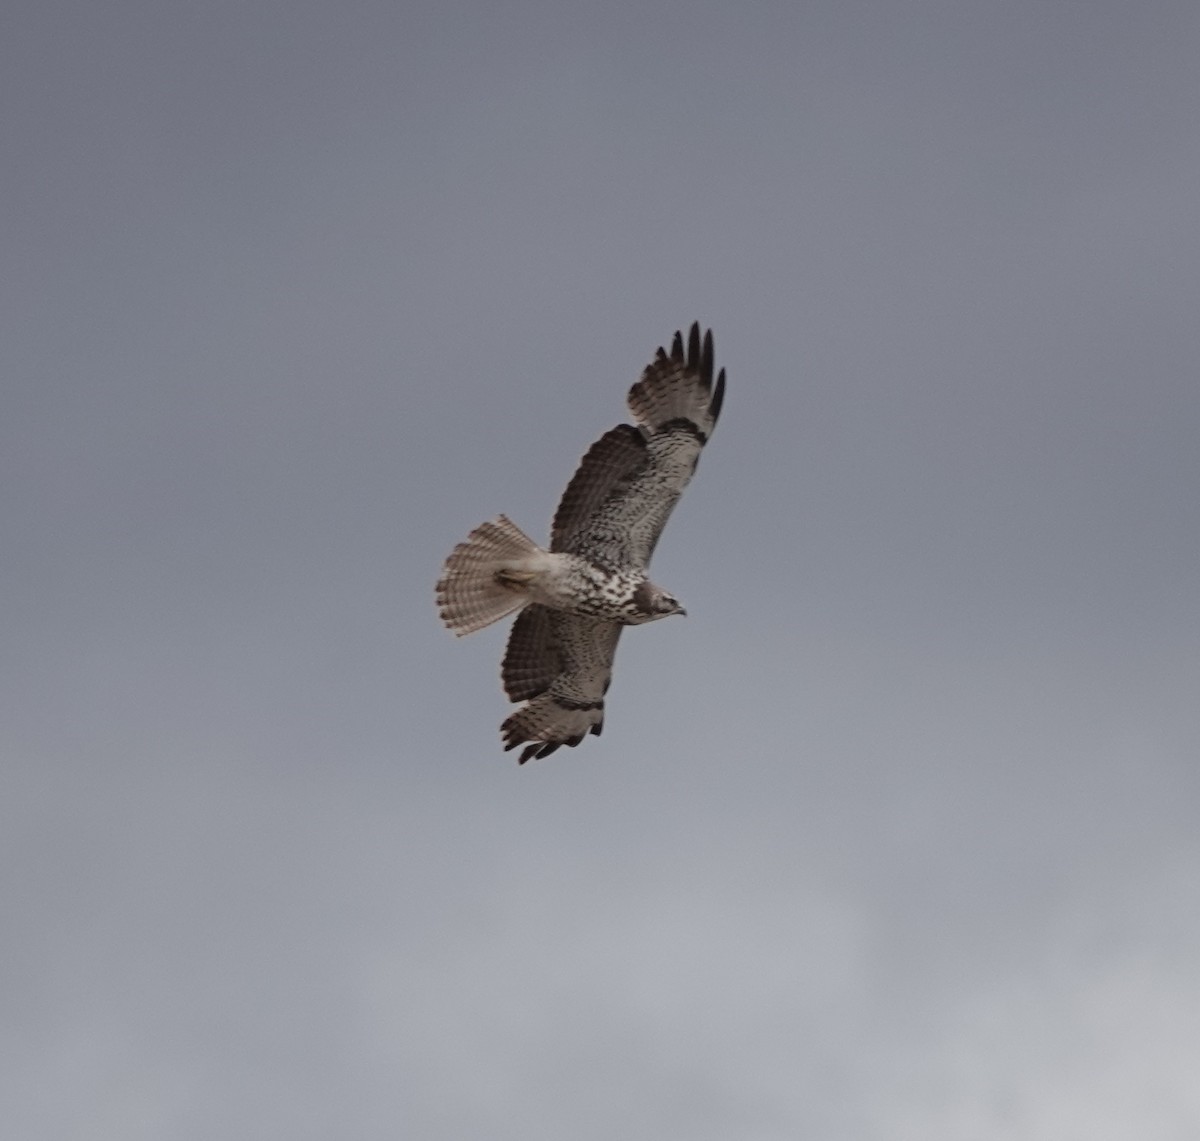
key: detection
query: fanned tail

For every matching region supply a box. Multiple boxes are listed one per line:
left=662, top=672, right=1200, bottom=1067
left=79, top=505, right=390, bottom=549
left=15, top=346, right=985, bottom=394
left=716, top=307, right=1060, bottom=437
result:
left=436, top=516, right=544, bottom=636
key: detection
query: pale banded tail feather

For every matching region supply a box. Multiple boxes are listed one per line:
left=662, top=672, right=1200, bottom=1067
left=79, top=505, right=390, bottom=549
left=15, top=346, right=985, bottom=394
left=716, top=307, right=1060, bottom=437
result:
left=436, top=515, right=544, bottom=636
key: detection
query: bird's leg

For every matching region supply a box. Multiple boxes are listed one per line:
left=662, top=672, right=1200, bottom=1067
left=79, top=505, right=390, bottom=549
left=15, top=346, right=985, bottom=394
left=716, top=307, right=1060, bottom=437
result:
left=494, top=568, right=536, bottom=590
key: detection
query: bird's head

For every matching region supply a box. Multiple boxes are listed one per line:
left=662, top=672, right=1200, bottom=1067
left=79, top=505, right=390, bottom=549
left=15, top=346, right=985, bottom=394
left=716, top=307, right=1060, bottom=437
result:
left=632, top=581, right=687, bottom=622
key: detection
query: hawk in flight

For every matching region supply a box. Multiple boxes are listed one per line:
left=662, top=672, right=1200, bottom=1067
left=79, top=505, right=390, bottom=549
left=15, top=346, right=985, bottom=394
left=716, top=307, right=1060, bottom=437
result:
left=437, top=324, right=726, bottom=763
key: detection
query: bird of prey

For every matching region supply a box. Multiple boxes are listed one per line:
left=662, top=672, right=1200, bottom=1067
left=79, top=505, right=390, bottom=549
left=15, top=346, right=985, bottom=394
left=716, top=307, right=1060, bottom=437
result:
left=436, top=323, right=726, bottom=763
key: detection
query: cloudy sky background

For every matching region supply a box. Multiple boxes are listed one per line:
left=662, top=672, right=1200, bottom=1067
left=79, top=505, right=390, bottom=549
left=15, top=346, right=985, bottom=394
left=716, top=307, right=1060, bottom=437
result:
left=4, top=1, right=1200, bottom=1137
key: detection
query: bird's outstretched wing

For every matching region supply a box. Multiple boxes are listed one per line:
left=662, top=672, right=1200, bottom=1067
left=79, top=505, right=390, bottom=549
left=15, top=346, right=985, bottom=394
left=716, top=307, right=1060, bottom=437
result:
left=500, top=604, right=622, bottom=763
left=439, top=323, right=726, bottom=763
left=549, top=423, right=647, bottom=553
left=551, top=323, right=725, bottom=570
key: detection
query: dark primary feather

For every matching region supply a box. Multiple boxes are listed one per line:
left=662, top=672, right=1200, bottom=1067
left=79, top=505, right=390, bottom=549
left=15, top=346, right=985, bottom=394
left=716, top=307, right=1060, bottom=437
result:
left=551, top=322, right=725, bottom=572
left=628, top=323, right=725, bottom=442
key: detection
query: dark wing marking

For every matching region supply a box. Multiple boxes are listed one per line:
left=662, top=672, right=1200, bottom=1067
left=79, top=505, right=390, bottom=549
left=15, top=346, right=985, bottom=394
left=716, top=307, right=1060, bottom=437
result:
left=550, top=424, right=648, bottom=554
left=500, top=613, right=622, bottom=764
left=559, top=323, right=726, bottom=571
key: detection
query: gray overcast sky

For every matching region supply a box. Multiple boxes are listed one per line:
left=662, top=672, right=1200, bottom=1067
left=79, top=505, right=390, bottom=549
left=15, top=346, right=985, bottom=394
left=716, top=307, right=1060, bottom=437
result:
left=3, top=1, right=1199, bottom=1137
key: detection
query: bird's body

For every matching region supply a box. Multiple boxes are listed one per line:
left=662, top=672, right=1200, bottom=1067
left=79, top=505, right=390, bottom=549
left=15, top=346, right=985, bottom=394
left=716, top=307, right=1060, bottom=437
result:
left=495, top=548, right=676, bottom=624
left=436, top=323, right=726, bottom=763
